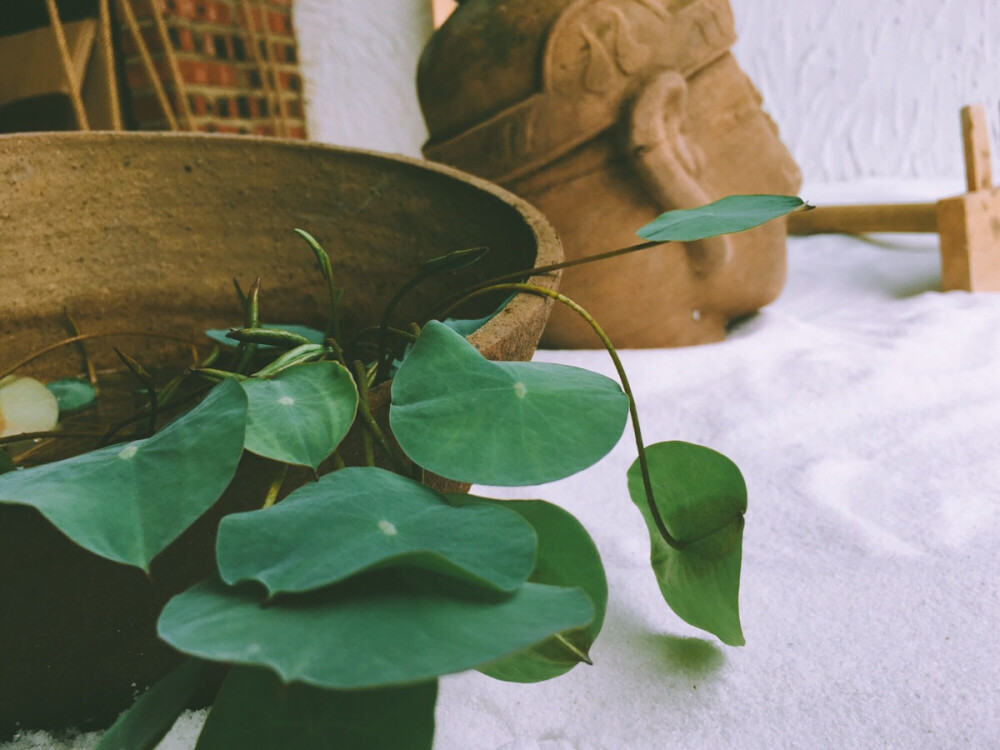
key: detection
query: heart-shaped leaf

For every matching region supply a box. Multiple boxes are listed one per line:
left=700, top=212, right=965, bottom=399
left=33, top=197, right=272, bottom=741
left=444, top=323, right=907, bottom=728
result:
left=627, top=441, right=747, bottom=646
left=637, top=195, right=805, bottom=242
left=194, top=667, right=436, bottom=750
left=241, top=362, right=358, bottom=470
left=217, top=467, right=537, bottom=595
left=0, top=380, right=247, bottom=571
left=390, top=322, right=629, bottom=486
left=96, top=659, right=204, bottom=750
left=46, top=378, right=97, bottom=414
left=206, top=324, right=325, bottom=349
left=158, top=571, right=594, bottom=689
left=453, top=496, right=608, bottom=683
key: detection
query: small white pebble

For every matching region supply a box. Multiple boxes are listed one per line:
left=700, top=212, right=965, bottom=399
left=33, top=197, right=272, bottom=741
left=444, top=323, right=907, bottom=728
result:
left=692, top=309, right=702, bottom=321
left=378, top=520, right=398, bottom=536
left=0, top=375, right=59, bottom=438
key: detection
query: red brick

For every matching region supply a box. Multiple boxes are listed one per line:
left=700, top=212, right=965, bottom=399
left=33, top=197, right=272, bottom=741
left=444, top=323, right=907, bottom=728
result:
left=177, top=27, right=195, bottom=51
left=179, top=60, right=211, bottom=85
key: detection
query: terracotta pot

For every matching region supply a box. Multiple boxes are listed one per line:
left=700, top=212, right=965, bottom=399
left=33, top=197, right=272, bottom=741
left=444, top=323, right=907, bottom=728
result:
left=0, top=132, right=561, bottom=737
left=418, top=0, right=802, bottom=348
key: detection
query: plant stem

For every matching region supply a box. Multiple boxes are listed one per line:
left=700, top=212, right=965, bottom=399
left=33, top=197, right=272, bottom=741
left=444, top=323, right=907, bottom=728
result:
left=0, top=431, right=109, bottom=446
left=441, top=282, right=682, bottom=551
left=113, top=348, right=158, bottom=438
left=354, top=360, right=376, bottom=468
left=352, top=360, right=408, bottom=474
left=0, top=331, right=213, bottom=382
left=375, top=275, right=426, bottom=381
left=262, top=463, right=288, bottom=508
left=423, top=239, right=661, bottom=324
left=63, top=307, right=99, bottom=394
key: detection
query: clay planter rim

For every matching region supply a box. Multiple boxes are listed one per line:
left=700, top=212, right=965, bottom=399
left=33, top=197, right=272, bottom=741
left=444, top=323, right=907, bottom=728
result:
left=0, top=131, right=563, bottom=738
left=0, top=130, right=565, bottom=364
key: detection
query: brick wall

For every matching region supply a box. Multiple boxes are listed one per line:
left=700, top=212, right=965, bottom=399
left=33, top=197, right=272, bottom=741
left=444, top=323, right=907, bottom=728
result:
left=121, top=0, right=306, bottom=137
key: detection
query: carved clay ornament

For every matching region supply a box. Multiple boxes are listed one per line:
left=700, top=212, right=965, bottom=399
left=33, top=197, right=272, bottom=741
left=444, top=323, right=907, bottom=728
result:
left=419, top=0, right=801, bottom=348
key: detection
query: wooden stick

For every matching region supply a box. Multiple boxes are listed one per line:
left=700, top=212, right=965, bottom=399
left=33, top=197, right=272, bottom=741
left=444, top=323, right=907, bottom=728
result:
left=240, top=0, right=281, bottom=135
left=118, top=0, right=180, bottom=130
left=148, top=0, right=195, bottom=130
left=962, top=104, right=993, bottom=192
left=98, top=0, right=123, bottom=129
left=45, top=0, right=90, bottom=130
left=255, top=0, right=291, bottom=136
left=787, top=202, right=938, bottom=235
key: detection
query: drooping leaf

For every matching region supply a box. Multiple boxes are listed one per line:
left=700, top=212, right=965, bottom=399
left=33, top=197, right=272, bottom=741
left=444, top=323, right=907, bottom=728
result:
left=206, top=325, right=325, bottom=349
left=96, top=659, right=204, bottom=750
left=420, top=246, right=489, bottom=276
left=627, top=441, right=747, bottom=646
left=0, top=380, right=248, bottom=571
left=637, top=195, right=805, bottom=243
left=158, top=570, right=594, bottom=689
left=452, top=496, right=608, bottom=683
left=45, top=378, right=97, bottom=414
left=240, top=362, right=358, bottom=470
left=217, top=467, right=537, bottom=595
left=390, top=322, right=629, bottom=485
left=194, top=667, right=436, bottom=750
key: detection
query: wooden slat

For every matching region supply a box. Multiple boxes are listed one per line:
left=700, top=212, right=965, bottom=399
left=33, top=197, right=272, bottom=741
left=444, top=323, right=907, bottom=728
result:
left=961, top=104, right=993, bottom=192
left=787, top=203, right=938, bottom=235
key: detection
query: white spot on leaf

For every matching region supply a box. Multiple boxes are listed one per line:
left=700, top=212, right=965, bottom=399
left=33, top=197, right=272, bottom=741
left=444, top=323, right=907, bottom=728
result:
left=513, top=382, right=527, bottom=398
left=279, top=396, right=295, bottom=406
left=118, top=444, right=139, bottom=460
left=378, top=520, right=398, bottom=536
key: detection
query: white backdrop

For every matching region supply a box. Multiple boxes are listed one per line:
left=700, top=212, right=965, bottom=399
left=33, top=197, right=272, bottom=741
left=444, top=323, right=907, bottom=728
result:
left=294, top=1, right=999, bottom=183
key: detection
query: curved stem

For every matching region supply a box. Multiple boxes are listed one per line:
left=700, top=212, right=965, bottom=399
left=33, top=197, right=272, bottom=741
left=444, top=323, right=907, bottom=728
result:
left=423, top=239, right=660, bottom=324
left=441, top=282, right=682, bottom=551
left=1, top=331, right=212, bottom=382
left=376, top=275, right=425, bottom=381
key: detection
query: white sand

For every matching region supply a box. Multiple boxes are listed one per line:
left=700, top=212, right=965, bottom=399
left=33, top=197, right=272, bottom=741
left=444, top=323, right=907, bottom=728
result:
left=6, top=180, right=999, bottom=749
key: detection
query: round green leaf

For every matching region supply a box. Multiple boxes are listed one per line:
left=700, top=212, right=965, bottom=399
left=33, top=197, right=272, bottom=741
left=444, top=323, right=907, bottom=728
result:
left=627, top=441, right=747, bottom=646
left=0, top=380, right=248, bottom=571
left=217, top=467, right=538, bottom=595
left=158, top=571, right=595, bottom=689
left=194, top=667, right=436, bottom=750
left=453, top=496, right=609, bottom=683
left=241, top=362, right=358, bottom=470
left=390, top=321, right=629, bottom=486
left=637, top=195, right=805, bottom=242
left=45, top=378, right=97, bottom=414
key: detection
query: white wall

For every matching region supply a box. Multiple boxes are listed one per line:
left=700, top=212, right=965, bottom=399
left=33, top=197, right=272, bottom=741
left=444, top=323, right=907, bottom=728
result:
left=731, top=0, right=1000, bottom=182
left=295, top=1, right=999, bottom=182
left=293, top=0, right=432, bottom=157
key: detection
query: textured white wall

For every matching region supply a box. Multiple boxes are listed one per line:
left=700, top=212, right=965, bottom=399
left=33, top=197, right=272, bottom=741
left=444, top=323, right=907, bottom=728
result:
left=294, top=1, right=999, bottom=181
left=293, top=0, right=432, bottom=157
left=732, top=0, right=999, bottom=182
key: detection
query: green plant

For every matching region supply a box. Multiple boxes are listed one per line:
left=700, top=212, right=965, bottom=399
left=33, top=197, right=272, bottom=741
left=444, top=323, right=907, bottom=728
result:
left=0, top=195, right=804, bottom=748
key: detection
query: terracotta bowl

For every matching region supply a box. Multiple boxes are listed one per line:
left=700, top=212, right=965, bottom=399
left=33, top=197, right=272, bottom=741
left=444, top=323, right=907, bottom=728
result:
left=0, top=132, right=561, bottom=736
